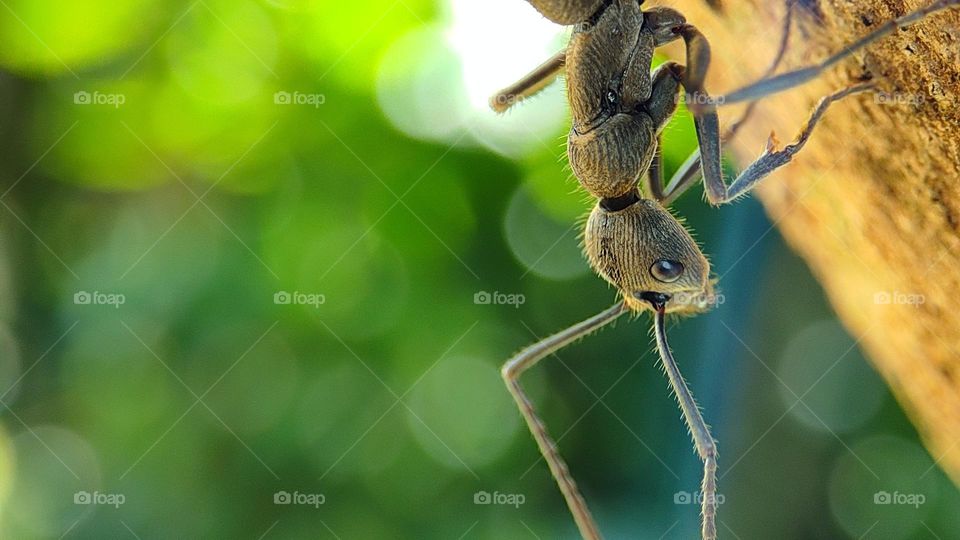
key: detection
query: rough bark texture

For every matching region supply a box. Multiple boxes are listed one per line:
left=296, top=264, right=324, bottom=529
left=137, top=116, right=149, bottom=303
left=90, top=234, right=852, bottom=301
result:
left=673, top=0, right=960, bottom=482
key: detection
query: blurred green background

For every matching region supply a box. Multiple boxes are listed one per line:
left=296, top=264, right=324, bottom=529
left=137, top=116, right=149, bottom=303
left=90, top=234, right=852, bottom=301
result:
left=0, top=0, right=957, bottom=538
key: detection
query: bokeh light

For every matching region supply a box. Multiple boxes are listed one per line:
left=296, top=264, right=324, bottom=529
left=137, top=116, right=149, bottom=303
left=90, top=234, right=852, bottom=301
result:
left=777, top=319, right=885, bottom=434
left=376, top=0, right=568, bottom=157
left=504, top=185, right=589, bottom=280
left=829, top=435, right=940, bottom=539
left=406, top=355, right=521, bottom=468
left=6, top=427, right=100, bottom=537
left=0, top=0, right=161, bottom=76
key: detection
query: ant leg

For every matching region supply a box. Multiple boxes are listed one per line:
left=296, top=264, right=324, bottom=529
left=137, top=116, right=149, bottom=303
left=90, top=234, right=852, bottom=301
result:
left=501, top=301, right=627, bottom=540
left=673, top=24, right=874, bottom=205
left=669, top=24, right=732, bottom=205
left=490, top=50, right=566, bottom=113
left=703, top=0, right=960, bottom=110
left=644, top=62, right=682, bottom=201
left=653, top=310, right=718, bottom=540
left=643, top=60, right=714, bottom=205
left=647, top=138, right=666, bottom=201
left=661, top=150, right=704, bottom=205
left=658, top=1, right=796, bottom=205
left=524, top=0, right=606, bottom=25
left=493, top=0, right=625, bottom=112
left=707, top=81, right=874, bottom=204
left=647, top=62, right=683, bottom=131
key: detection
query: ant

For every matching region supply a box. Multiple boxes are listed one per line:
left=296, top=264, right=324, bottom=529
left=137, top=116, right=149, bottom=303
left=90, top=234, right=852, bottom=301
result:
left=491, top=1, right=959, bottom=538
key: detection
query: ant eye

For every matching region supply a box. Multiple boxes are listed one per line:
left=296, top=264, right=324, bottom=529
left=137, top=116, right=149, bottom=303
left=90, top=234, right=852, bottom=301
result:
left=650, top=260, right=684, bottom=282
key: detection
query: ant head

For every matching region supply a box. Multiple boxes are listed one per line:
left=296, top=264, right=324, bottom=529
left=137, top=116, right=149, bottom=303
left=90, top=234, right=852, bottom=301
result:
left=584, top=195, right=715, bottom=314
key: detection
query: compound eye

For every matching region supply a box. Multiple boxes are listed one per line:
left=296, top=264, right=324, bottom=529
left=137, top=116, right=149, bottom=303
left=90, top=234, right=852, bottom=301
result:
left=650, top=260, right=684, bottom=283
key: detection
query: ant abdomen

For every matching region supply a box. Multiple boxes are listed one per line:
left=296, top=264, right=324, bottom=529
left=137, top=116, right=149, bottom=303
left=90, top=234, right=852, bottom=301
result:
left=583, top=197, right=710, bottom=311
left=568, top=114, right=657, bottom=198
left=524, top=0, right=607, bottom=25
left=564, top=2, right=649, bottom=123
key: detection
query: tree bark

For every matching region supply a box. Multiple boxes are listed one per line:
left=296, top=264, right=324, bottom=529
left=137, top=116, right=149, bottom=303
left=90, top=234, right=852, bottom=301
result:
left=673, top=0, right=960, bottom=482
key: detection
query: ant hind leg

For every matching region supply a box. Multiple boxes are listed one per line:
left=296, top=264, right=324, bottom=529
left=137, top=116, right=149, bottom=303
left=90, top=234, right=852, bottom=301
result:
left=490, top=50, right=566, bottom=113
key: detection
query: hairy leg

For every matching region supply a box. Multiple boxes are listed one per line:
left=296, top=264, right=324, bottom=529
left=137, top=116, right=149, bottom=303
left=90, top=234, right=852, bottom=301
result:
left=501, top=301, right=627, bottom=540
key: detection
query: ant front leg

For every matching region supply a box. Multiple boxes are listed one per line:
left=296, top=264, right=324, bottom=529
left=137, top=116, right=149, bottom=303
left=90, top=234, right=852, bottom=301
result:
left=644, top=61, right=682, bottom=202
left=655, top=0, right=797, bottom=205
left=643, top=59, right=723, bottom=206
left=673, top=25, right=874, bottom=205
left=647, top=138, right=666, bottom=202
left=501, top=302, right=627, bottom=540
left=708, top=82, right=874, bottom=204
left=657, top=0, right=959, bottom=204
